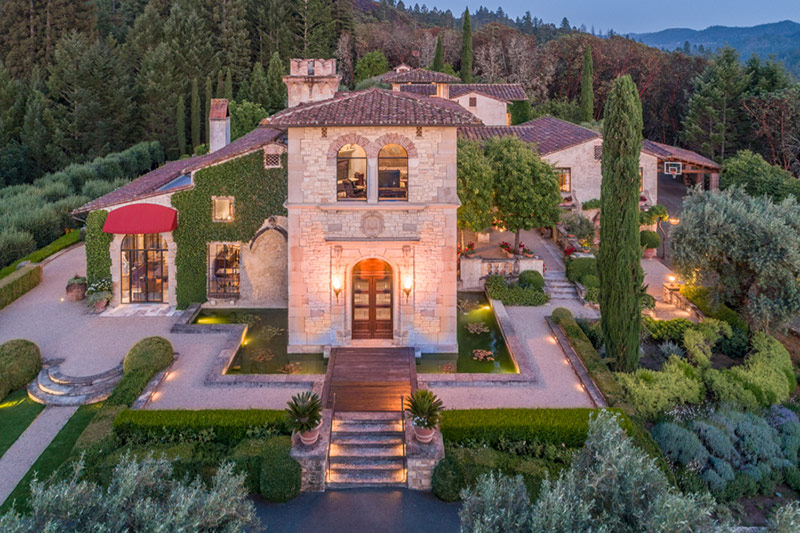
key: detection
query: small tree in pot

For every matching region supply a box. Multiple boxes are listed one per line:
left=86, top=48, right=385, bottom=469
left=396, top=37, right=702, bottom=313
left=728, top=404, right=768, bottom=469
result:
left=66, top=275, right=87, bottom=301
left=286, top=391, right=323, bottom=446
left=640, top=230, right=660, bottom=258
left=405, top=389, right=444, bottom=444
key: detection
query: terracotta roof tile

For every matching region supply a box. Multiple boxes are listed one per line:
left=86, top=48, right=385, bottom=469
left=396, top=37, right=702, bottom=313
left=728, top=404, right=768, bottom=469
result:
left=382, top=68, right=461, bottom=84
left=266, top=88, right=482, bottom=127
left=458, top=116, right=599, bottom=155
left=398, top=84, right=437, bottom=96
left=449, top=84, right=526, bottom=101
left=74, top=127, right=284, bottom=214
left=642, top=139, right=720, bottom=170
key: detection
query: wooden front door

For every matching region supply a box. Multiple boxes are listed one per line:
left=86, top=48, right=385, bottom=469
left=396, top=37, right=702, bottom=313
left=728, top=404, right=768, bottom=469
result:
left=352, top=259, right=393, bottom=339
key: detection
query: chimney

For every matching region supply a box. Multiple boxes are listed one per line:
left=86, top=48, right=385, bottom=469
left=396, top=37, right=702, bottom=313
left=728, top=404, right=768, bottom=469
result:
left=435, top=82, right=450, bottom=99
left=209, top=98, right=230, bottom=153
left=283, top=59, right=342, bottom=107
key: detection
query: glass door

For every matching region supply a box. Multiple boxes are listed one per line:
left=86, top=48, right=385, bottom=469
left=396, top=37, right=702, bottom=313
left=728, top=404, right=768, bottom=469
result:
left=352, top=259, right=393, bottom=339
left=121, top=234, right=168, bottom=303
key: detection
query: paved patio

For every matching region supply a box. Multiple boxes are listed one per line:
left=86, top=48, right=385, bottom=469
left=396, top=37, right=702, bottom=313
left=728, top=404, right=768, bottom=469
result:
left=462, top=227, right=566, bottom=274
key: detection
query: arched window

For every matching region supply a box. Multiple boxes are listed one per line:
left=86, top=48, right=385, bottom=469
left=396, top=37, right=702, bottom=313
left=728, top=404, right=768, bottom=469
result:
left=336, top=144, right=367, bottom=200
left=120, top=234, right=168, bottom=303
left=378, top=144, right=408, bottom=200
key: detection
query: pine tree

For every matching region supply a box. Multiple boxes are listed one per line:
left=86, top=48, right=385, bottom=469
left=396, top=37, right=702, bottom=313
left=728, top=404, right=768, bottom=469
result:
left=295, top=0, right=337, bottom=57
left=460, top=9, right=473, bottom=83
left=432, top=35, right=444, bottom=72
left=216, top=0, right=250, bottom=85
left=191, top=78, right=201, bottom=150
left=20, top=90, right=65, bottom=177
left=176, top=94, right=186, bottom=155
left=580, top=44, right=594, bottom=122
left=598, top=75, right=644, bottom=372
left=245, top=62, right=270, bottom=111
left=224, top=67, right=233, bottom=101
left=204, top=75, right=213, bottom=143
left=138, top=42, right=182, bottom=156
left=266, top=51, right=287, bottom=114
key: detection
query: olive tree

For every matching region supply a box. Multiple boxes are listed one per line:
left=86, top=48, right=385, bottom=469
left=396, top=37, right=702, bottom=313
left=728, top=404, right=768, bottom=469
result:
left=485, top=136, right=561, bottom=254
left=456, top=139, right=494, bottom=247
left=672, top=187, right=800, bottom=331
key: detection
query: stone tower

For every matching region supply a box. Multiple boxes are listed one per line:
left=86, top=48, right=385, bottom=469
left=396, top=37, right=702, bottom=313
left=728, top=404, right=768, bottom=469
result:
left=283, top=59, right=342, bottom=108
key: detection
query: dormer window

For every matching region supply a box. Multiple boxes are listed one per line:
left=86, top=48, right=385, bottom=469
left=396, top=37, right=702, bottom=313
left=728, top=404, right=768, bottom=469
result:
left=308, top=60, right=315, bottom=76
left=212, top=196, right=234, bottom=222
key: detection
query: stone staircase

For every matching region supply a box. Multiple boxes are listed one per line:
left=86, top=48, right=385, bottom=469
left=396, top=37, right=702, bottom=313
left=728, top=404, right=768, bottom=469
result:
left=545, top=272, right=580, bottom=300
left=327, top=411, right=407, bottom=488
left=28, top=362, right=122, bottom=406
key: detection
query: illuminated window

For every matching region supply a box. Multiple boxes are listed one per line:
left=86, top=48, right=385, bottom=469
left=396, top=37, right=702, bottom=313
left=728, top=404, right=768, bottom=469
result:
left=208, top=243, right=240, bottom=298
left=337, top=144, right=367, bottom=200
left=378, top=144, right=408, bottom=200
left=212, top=196, right=234, bottom=222
left=556, top=168, right=571, bottom=192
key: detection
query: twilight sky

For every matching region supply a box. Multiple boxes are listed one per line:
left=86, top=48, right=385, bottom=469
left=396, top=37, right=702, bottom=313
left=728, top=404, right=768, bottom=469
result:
left=431, top=1, right=800, bottom=34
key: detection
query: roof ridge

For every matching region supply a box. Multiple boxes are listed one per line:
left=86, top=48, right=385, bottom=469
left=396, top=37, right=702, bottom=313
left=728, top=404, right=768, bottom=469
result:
left=528, top=115, right=601, bottom=137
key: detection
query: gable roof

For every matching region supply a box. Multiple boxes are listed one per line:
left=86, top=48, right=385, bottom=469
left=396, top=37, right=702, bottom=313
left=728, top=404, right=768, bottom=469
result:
left=265, top=88, right=482, bottom=127
left=449, top=84, right=526, bottom=102
left=458, top=116, right=600, bottom=155
left=74, top=127, right=284, bottom=214
left=642, top=139, right=721, bottom=170
left=382, top=68, right=461, bottom=84
left=398, top=84, right=436, bottom=96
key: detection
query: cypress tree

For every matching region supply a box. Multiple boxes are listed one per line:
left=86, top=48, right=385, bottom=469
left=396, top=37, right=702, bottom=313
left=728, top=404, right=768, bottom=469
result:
left=191, top=78, right=201, bottom=150
left=598, top=75, right=644, bottom=372
left=204, top=75, right=213, bottom=143
left=432, top=34, right=444, bottom=72
left=176, top=94, right=186, bottom=156
left=580, top=44, right=594, bottom=122
left=224, top=67, right=233, bottom=101
left=246, top=62, right=270, bottom=111
left=266, top=51, right=287, bottom=114
left=461, top=9, right=473, bottom=83
left=216, top=69, right=224, bottom=97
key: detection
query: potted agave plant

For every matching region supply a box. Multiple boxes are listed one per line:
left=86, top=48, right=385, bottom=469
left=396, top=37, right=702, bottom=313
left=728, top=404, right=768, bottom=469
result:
left=405, top=389, right=443, bottom=444
left=286, top=391, right=323, bottom=446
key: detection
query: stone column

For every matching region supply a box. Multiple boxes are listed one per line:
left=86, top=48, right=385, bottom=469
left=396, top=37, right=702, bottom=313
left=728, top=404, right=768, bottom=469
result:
left=367, top=158, right=378, bottom=203
left=405, top=418, right=445, bottom=490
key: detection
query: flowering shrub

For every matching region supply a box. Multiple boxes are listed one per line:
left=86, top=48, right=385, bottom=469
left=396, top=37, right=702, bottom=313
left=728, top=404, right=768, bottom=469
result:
left=86, top=278, right=112, bottom=295
left=499, top=241, right=514, bottom=254
left=457, top=242, right=475, bottom=257
left=563, top=246, right=576, bottom=256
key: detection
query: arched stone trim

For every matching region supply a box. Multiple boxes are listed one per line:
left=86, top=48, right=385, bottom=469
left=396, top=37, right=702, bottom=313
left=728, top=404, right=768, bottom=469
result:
left=373, top=133, right=418, bottom=159
left=249, top=216, right=288, bottom=248
left=326, top=133, right=374, bottom=159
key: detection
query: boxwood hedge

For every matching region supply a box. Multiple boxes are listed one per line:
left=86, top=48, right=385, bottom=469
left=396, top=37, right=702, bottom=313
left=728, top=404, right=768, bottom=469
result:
left=0, top=264, right=42, bottom=310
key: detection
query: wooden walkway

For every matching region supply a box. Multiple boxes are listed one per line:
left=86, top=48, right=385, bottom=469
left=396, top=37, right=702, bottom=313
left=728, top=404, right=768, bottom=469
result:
left=322, top=347, right=417, bottom=412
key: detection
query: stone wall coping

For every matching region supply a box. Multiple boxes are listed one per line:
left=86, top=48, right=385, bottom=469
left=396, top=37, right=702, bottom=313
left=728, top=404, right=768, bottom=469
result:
left=404, top=413, right=445, bottom=462
left=296, top=202, right=459, bottom=211
left=545, top=316, right=607, bottom=408
left=325, top=237, right=421, bottom=243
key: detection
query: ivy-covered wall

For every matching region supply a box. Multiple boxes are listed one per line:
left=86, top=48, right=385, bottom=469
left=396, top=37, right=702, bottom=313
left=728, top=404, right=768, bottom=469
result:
left=171, top=151, right=287, bottom=308
left=85, top=210, right=112, bottom=284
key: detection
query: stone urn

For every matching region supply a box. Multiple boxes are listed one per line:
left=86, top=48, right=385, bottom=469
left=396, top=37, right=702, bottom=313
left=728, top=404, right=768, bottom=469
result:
left=66, top=281, right=87, bottom=302
left=414, top=426, right=436, bottom=444
left=299, top=422, right=322, bottom=446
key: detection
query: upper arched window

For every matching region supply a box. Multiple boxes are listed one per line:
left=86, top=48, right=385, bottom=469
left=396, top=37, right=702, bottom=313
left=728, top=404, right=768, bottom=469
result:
left=336, top=144, right=367, bottom=201
left=378, top=144, right=408, bottom=200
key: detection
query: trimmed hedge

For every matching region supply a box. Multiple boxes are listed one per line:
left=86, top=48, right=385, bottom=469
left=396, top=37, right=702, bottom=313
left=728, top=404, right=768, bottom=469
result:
left=0, top=339, right=42, bottom=401
left=114, top=409, right=289, bottom=446
left=85, top=210, right=112, bottom=285
left=171, top=151, right=287, bottom=308
left=565, top=256, right=597, bottom=283
left=551, top=307, right=628, bottom=409
left=518, top=270, right=544, bottom=290
left=0, top=230, right=81, bottom=281
left=259, top=436, right=301, bottom=502
left=106, top=336, right=174, bottom=407
left=0, top=264, right=42, bottom=310
left=485, top=275, right=549, bottom=306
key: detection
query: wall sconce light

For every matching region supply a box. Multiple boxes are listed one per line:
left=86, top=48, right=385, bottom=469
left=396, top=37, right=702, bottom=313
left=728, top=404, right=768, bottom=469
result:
left=332, top=275, right=343, bottom=302
left=402, top=276, right=413, bottom=301
left=668, top=217, right=680, bottom=225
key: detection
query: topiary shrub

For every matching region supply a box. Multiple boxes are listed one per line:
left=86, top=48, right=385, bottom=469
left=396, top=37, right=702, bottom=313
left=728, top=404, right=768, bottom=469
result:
left=639, top=230, right=660, bottom=249
left=576, top=318, right=603, bottom=350
left=0, top=339, right=42, bottom=400
left=518, top=270, right=544, bottom=290
left=550, top=307, right=573, bottom=325
left=432, top=453, right=467, bottom=501
left=106, top=337, right=173, bottom=407
left=565, top=257, right=597, bottom=283
left=259, top=436, right=301, bottom=502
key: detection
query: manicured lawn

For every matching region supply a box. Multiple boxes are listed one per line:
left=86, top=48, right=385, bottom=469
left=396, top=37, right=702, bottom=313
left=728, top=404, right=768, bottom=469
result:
left=0, top=231, right=81, bottom=281
left=0, top=390, right=45, bottom=460
left=0, top=403, right=101, bottom=514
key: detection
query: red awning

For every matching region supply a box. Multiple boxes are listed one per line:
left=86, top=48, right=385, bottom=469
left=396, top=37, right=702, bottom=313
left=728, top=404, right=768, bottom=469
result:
left=102, top=203, right=178, bottom=234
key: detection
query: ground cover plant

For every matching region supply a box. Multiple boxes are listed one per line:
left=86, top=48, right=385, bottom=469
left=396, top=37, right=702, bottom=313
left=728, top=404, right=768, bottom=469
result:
left=0, top=390, right=44, bottom=459
left=485, top=274, right=548, bottom=306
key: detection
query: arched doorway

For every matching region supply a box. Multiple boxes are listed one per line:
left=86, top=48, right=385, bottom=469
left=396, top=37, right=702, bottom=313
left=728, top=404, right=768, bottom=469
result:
left=352, top=259, right=393, bottom=339
left=120, top=233, right=168, bottom=303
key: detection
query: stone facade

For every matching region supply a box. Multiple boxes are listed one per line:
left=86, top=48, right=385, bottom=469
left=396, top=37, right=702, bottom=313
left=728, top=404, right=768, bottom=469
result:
left=452, top=92, right=509, bottom=126
left=286, top=125, right=459, bottom=354
left=404, top=421, right=445, bottom=490
left=284, top=59, right=341, bottom=108
left=542, top=137, right=659, bottom=207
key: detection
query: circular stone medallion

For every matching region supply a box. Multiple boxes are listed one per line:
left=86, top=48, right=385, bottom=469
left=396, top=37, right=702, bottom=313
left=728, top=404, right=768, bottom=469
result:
left=360, top=212, right=384, bottom=238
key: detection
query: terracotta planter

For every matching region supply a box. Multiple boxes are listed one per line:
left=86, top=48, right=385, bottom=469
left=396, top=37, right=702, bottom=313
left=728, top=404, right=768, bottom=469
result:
left=94, top=300, right=108, bottom=313
left=643, top=247, right=657, bottom=259
left=299, top=422, right=322, bottom=446
left=414, top=426, right=436, bottom=444
left=66, top=283, right=87, bottom=302
left=522, top=252, right=535, bottom=258
left=503, top=251, right=515, bottom=259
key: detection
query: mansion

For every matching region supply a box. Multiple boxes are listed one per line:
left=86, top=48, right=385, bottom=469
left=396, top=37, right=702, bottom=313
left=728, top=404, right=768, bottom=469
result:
left=74, top=58, right=719, bottom=356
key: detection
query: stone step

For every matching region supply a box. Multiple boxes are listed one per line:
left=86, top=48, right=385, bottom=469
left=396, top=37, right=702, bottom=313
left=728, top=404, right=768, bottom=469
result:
left=329, top=456, right=405, bottom=469
left=48, top=364, right=123, bottom=386
left=546, top=280, right=574, bottom=287
left=332, top=419, right=404, bottom=433
left=330, top=433, right=404, bottom=446
left=37, top=370, right=117, bottom=397
left=329, top=442, right=404, bottom=458
left=327, top=468, right=406, bottom=486
left=27, top=381, right=111, bottom=406
left=334, top=411, right=402, bottom=422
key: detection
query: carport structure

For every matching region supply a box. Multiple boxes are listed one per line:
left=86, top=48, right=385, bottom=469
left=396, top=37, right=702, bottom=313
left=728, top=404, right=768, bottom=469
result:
left=643, top=140, right=722, bottom=190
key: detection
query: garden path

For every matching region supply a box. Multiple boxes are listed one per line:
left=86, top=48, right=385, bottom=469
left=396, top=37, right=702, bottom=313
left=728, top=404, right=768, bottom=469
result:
left=429, top=299, right=598, bottom=409
left=0, top=405, right=77, bottom=506
left=641, top=258, right=696, bottom=322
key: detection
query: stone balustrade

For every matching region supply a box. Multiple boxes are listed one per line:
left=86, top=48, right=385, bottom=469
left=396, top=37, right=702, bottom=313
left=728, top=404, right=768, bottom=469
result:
left=459, top=256, right=545, bottom=291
